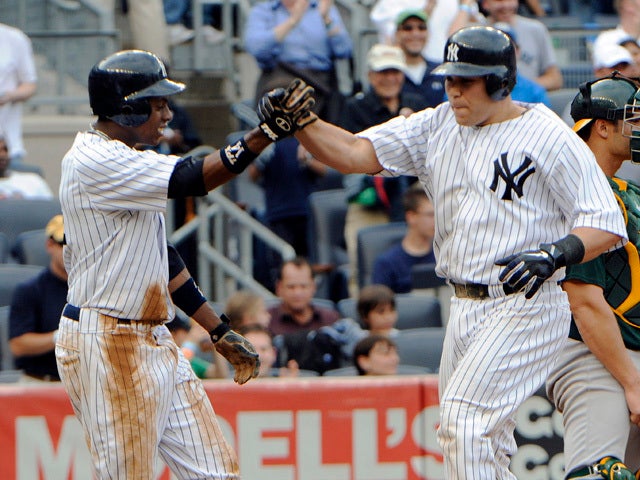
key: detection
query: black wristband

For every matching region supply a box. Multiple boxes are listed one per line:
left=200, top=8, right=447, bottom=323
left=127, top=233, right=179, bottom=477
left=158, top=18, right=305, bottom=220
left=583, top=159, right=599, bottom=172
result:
left=220, top=137, right=258, bottom=174
left=171, top=278, right=207, bottom=317
left=540, top=234, right=585, bottom=268
left=209, top=313, right=231, bottom=343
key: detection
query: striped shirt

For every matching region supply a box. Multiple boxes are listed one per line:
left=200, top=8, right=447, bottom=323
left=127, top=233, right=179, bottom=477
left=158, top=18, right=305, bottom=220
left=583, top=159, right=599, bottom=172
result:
left=59, top=131, right=179, bottom=320
left=359, top=102, right=628, bottom=285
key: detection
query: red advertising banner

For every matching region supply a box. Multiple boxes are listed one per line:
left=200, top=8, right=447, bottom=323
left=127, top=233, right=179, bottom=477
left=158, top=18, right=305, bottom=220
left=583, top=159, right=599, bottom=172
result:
left=0, top=376, right=443, bottom=480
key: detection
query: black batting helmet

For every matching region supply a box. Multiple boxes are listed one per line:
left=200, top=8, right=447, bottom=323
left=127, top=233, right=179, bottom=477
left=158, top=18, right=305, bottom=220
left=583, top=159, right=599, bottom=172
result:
left=432, top=26, right=517, bottom=101
left=88, top=50, right=185, bottom=127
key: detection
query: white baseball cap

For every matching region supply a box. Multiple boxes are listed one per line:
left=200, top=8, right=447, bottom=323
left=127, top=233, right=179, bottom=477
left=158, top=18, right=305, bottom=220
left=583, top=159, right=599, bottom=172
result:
left=367, top=44, right=407, bottom=72
left=593, top=44, right=633, bottom=69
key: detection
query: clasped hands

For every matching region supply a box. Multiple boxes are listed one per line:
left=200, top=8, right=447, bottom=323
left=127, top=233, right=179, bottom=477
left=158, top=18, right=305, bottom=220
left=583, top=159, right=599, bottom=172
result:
left=257, top=78, right=318, bottom=142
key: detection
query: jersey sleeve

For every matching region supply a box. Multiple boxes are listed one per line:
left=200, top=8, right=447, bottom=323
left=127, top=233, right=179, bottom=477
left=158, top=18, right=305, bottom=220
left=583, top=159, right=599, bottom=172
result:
left=542, top=123, right=627, bottom=241
left=357, top=108, right=437, bottom=178
left=75, top=139, right=178, bottom=212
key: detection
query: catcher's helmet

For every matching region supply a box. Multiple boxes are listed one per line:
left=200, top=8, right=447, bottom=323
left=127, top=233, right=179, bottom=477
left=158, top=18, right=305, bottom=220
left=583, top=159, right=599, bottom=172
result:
left=432, top=26, right=517, bottom=101
left=88, top=50, right=185, bottom=127
left=572, top=74, right=637, bottom=130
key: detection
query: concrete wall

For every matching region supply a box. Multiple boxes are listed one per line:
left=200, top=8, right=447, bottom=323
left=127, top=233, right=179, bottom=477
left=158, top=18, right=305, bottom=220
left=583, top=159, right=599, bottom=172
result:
left=22, top=114, right=91, bottom=195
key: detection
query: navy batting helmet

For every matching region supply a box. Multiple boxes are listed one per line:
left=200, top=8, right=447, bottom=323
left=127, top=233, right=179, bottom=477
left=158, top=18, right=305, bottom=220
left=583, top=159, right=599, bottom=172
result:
left=432, top=26, right=517, bottom=101
left=88, top=50, right=185, bottom=127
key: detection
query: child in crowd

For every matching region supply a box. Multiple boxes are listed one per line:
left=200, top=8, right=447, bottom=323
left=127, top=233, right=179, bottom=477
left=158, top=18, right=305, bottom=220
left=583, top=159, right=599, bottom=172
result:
left=237, top=324, right=300, bottom=378
left=353, top=334, right=400, bottom=376
left=166, top=313, right=229, bottom=379
left=357, top=284, right=399, bottom=337
left=225, top=290, right=271, bottom=330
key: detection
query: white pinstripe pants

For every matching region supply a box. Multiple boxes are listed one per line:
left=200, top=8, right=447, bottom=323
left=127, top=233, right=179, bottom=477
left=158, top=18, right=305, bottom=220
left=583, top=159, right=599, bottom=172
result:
left=437, top=282, right=570, bottom=480
left=55, top=312, right=239, bottom=480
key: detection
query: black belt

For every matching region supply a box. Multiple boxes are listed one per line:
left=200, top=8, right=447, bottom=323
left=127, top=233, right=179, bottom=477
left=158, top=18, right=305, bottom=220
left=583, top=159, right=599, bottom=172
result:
left=62, top=304, right=132, bottom=324
left=451, top=282, right=517, bottom=299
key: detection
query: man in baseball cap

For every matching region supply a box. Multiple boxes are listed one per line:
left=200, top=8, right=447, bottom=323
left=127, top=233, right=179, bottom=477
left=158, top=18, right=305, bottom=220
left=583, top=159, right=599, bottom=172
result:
left=395, top=9, right=444, bottom=107
left=593, top=43, right=640, bottom=78
left=45, top=214, right=64, bottom=244
left=9, top=214, right=67, bottom=382
left=340, top=43, right=425, bottom=294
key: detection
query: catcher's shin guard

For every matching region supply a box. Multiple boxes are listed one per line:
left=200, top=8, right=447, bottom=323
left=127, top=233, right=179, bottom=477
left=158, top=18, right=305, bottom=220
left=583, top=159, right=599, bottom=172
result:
left=565, top=456, right=638, bottom=479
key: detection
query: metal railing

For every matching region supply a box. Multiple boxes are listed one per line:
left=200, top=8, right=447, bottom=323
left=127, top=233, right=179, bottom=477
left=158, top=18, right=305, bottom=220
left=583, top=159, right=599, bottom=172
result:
left=168, top=187, right=295, bottom=303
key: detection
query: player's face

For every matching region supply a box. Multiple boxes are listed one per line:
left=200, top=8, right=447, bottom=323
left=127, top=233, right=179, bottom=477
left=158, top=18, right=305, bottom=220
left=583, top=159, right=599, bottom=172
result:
left=358, top=341, right=399, bottom=376
left=396, top=18, right=428, bottom=57
left=445, top=76, right=497, bottom=126
left=368, top=69, right=405, bottom=101
left=135, top=97, right=174, bottom=146
left=610, top=120, right=632, bottom=161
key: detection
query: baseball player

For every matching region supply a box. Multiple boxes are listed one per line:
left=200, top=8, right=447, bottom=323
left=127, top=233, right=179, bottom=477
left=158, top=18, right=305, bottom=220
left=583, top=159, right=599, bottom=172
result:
left=259, top=26, right=629, bottom=479
left=546, top=75, right=640, bottom=480
left=55, top=50, right=314, bottom=479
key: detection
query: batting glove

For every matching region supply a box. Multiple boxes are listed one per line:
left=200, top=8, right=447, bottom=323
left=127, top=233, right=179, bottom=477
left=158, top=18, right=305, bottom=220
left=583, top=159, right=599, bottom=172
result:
left=495, top=244, right=562, bottom=299
left=257, top=78, right=317, bottom=142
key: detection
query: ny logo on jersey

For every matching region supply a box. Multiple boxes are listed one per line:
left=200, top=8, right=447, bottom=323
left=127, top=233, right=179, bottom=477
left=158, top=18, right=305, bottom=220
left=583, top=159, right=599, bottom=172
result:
left=446, top=43, right=460, bottom=62
left=489, top=152, right=535, bottom=201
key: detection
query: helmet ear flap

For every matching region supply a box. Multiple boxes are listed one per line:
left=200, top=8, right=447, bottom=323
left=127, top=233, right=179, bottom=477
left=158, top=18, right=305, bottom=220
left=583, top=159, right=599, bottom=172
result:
left=486, top=75, right=510, bottom=101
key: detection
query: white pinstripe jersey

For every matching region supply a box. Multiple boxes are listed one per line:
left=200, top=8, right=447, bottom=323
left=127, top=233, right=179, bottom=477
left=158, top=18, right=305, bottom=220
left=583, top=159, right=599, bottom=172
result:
left=59, top=131, right=180, bottom=320
left=359, top=102, right=628, bottom=285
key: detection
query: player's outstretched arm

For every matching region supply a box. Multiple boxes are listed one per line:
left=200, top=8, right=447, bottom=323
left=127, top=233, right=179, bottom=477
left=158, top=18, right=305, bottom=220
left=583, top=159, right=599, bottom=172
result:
left=295, top=119, right=383, bottom=175
left=167, top=79, right=316, bottom=197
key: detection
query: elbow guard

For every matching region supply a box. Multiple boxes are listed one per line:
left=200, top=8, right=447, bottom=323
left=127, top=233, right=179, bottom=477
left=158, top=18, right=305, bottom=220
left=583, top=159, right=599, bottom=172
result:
left=167, top=156, right=207, bottom=198
left=167, top=244, right=186, bottom=280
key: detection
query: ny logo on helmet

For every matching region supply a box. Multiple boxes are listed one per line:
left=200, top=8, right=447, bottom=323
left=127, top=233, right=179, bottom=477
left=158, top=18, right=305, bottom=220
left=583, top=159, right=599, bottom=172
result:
left=447, top=43, right=460, bottom=62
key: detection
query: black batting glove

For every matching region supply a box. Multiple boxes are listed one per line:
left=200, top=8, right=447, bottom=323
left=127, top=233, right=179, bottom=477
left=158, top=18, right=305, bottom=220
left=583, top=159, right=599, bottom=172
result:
left=257, top=78, right=317, bottom=142
left=496, top=244, right=563, bottom=299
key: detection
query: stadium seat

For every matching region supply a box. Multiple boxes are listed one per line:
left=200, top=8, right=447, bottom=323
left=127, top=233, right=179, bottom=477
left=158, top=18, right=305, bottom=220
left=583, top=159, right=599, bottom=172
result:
left=11, top=229, right=49, bottom=266
left=308, top=189, right=349, bottom=299
left=0, top=306, right=14, bottom=370
left=393, top=327, right=446, bottom=372
left=0, top=233, right=8, bottom=264
left=337, top=292, right=442, bottom=329
left=356, top=222, right=406, bottom=289
left=308, top=189, right=348, bottom=267
left=0, top=198, right=61, bottom=249
left=547, top=88, right=576, bottom=121
left=0, top=265, right=44, bottom=307
left=411, top=263, right=446, bottom=290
